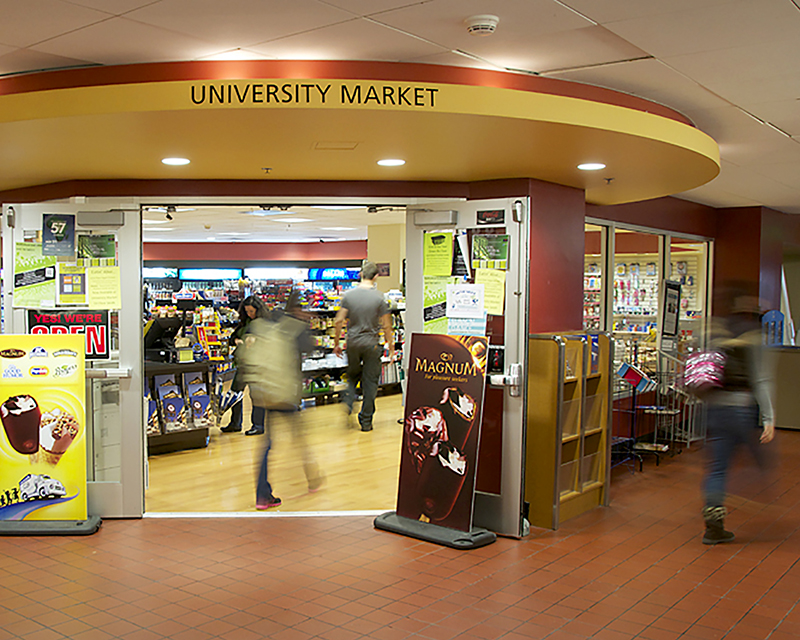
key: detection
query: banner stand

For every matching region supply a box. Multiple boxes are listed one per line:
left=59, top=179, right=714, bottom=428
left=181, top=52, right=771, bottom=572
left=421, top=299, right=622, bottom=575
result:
left=0, top=515, right=101, bottom=536
left=374, top=511, right=496, bottom=550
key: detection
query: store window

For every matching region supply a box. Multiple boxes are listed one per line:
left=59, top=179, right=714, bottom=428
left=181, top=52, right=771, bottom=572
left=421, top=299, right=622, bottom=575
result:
left=668, top=236, right=709, bottom=352
left=583, top=223, right=604, bottom=332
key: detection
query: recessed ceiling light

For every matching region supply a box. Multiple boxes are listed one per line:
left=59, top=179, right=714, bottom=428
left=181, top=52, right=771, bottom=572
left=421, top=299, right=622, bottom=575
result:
left=162, top=157, right=190, bottom=166
left=219, top=232, right=250, bottom=236
left=578, top=162, right=606, bottom=171
left=377, top=159, right=405, bottom=167
left=321, top=227, right=356, bottom=231
left=142, top=219, right=170, bottom=224
left=312, top=205, right=358, bottom=211
left=244, top=209, right=294, bottom=217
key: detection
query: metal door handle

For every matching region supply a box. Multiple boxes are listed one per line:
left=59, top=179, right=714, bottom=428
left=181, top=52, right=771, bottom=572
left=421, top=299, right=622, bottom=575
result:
left=488, top=363, right=521, bottom=396
left=86, top=368, right=131, bottom=379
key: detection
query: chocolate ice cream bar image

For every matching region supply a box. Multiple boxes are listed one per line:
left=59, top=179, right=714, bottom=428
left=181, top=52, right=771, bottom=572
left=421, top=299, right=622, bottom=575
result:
left=418, top=440, right=468, bottom=521
left=405, top=406, right=449, bottom=473
left=162, top=390, right=181, bottom=399
left=188, top=376, right=204, bottom=385
left=1, top=395, right=41, bottom=455
left=439, top=387, right=476, bottom=449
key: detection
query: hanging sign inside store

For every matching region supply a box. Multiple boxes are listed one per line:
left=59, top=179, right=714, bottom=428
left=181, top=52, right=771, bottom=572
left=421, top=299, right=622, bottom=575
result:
left=307, top=268, right=360, bottom=281
left=0, top=334, right=87, bottom=522
left=396, top=333, right=488, bottom=533
left=13, top=242, right=56, bottom=309
left=189, top=81, right=439, bottom=108
left=42, top=214, right=76, bottom=257
left=26, top=310, right=110, bottom=360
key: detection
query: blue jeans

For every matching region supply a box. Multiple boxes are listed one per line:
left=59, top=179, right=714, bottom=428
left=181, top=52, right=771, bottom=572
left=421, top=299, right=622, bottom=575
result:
left=256, top=412, right=274, bottom=502
left=229, top=393, right=265, bottom=431
left=343, top=343, right=382, bottom=427
left=704, top=402, right=765, bottom=508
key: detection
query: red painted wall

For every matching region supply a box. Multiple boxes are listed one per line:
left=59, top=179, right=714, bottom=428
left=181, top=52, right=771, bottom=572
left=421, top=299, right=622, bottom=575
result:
left=143, top=240, right=367, bottom=263
left=587, top=197, right=717, bottom=238
left=528, top=181, right=586, bottom=333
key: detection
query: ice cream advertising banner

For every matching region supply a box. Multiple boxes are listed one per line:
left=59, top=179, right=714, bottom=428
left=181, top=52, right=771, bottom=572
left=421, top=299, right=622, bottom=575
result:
left=397, top=333, right=487, bottom=532
left=0, top=335, right=86, bottom=521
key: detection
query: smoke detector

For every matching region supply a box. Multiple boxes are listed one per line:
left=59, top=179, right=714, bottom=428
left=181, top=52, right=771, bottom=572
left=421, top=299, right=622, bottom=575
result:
left=465, top=14, right=499, bottom=36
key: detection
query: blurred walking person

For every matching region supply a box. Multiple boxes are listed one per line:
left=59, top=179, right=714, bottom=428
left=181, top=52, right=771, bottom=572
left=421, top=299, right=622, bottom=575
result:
left=700, top=283, right=775, bottom=545
left=243, top=290, right=324, bottom=510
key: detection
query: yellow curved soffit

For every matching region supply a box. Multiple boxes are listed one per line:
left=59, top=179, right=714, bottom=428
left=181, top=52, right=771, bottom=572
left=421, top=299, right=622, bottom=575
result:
left=0, top=78, right=719, bottom=204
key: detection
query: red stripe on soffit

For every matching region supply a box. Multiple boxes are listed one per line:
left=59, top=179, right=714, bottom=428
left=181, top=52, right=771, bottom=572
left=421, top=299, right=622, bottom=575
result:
left=143, top=241, right=367, bottom=262
left=0, top=60, right=692, bottom=126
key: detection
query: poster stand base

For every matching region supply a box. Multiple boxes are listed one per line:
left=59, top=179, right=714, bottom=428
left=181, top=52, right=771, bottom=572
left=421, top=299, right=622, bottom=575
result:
left=0, top=516, right=102, bottom=536
left=374, top=511, right=496, bottom=550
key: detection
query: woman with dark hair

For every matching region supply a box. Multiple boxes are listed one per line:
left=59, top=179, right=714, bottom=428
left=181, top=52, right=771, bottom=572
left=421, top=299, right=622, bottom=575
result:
left=220, top=295, right=270, bottom=435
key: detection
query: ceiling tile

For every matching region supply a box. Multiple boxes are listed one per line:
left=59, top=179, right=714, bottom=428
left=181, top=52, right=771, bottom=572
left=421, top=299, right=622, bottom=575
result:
left=0, top=48, right=94, bottom=76
left=602, top=0, right=799, bottom=58
left=489, top=26, right=647, bottom=75
left=567, top=0, right=738, bottom=25
left=125, top=0, right=356, bottom=50
left=0, top=0, right=110, bottom=49
left=547, top=58, right=727, bottom=120
left=248, top=18, right=446, bottom=62
left=746, top=100, right=800, bottom=138
left=65, top=0, right=162, bottom=14
left=32, top=17, right=219, bottom=64
left=318, top=0, right=432, bottom=16
left=371, top=0, right=592, bottom=51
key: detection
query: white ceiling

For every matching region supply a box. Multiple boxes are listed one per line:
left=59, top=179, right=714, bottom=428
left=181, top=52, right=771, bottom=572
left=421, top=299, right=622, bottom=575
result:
left=2, top=0, right=800, bottom=242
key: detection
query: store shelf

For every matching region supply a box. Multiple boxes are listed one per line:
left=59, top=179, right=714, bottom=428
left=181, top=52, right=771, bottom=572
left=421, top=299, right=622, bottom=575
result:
left=525, top=332, right=613, bottom=530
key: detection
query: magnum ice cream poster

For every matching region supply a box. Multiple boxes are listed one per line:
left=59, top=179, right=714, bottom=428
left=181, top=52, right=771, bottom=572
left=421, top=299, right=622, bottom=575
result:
left=0, top=335, right=87, bottom=521
left=397, top=333, right=488, bottom=532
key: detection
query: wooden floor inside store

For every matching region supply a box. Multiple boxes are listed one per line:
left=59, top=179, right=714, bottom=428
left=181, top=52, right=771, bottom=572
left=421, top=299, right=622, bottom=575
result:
left=145, top=393, right=404, bottom=513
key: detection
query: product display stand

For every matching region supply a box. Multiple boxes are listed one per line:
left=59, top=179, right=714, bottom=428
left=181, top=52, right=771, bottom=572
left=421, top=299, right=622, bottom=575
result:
left=525, top=332, right=613, bottom=529
left=374, top=511, right=496, bottom=550
left=0, top=516, right=102, bottom=536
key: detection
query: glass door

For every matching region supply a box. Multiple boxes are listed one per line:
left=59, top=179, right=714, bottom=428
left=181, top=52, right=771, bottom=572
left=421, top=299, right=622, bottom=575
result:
left=1, top=201, right=144, bottom=517
left=405, top=197, right=528, bottom=537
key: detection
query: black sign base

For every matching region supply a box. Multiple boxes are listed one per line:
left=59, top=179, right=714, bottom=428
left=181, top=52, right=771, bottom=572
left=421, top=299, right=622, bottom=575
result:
left=374, top=511, right=496, bottom=550
left=0, top=515, right=102, bottom=536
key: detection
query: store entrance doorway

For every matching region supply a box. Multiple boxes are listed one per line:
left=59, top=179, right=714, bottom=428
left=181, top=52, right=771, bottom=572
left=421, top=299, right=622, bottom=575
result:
left=140, top=201, right=409, bottom=516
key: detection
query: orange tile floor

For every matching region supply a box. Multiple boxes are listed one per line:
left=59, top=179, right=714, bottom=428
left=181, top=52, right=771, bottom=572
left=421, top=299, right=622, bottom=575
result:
left=2, top=429, right=800, bottom=640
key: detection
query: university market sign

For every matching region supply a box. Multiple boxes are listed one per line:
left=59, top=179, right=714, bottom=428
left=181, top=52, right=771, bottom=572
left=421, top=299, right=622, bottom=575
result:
left=189, top=81, right=439, bottom=108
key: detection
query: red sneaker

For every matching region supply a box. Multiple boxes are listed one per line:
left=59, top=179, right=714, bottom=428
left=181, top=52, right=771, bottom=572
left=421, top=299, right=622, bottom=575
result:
left=256, top=496, right=282, bottom=510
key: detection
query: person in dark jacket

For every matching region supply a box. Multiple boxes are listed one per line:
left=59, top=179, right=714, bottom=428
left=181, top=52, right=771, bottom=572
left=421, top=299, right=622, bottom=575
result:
left=701, top=284, right=775, bottom=545
left=220, top=295, right=270, bottom=435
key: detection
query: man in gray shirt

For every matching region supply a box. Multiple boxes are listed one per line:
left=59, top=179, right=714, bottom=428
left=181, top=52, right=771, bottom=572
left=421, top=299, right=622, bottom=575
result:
left=333, top=261, right=394, bottom=431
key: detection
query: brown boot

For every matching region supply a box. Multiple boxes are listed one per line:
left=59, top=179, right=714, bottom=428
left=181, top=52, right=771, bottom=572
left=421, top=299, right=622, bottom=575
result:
left=702, top=506, right=735, bottom=545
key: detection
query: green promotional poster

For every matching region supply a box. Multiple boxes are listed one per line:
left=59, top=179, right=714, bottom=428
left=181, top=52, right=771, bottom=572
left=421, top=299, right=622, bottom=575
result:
left=423, top=231, right=454, bottom=276
left=13, top=243, right=57, bottom=309
left=423, top=276, right=457, bottom=334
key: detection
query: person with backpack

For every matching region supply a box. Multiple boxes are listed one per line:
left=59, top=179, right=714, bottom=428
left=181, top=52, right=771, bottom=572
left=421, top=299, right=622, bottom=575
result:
left=242, top=290, right=324, bottom=510
left=700, top=285, right=775, bottom=545
left=220, top=295, right=269, bottom=436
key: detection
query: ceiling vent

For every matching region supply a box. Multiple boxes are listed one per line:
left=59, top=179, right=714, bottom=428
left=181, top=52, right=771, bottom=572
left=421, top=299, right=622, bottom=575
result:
left=465, top=14, right=499, bottom=36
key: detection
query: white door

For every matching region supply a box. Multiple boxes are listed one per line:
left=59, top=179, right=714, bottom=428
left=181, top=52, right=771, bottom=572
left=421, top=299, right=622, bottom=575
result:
left=2, top=201, right=144, bottom=517
left=405, top=197, right=529, bottom=537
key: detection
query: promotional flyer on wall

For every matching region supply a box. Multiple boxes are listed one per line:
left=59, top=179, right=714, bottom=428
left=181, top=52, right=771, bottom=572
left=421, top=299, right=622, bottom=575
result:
left=0, top=335, right=86, bottom=521
left=396, top=333, right=487, bottom=532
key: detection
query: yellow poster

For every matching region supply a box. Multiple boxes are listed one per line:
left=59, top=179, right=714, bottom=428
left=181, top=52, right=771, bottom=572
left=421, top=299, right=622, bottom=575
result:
left=0, top=335, right=86, bottom=521
left=57, top=264, right=88, bottom=305
left=87, top=266, right=122, bottom=309
left=475, top=268, right=507, bottom=316
left=423, top=230, right=454, bottom=276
